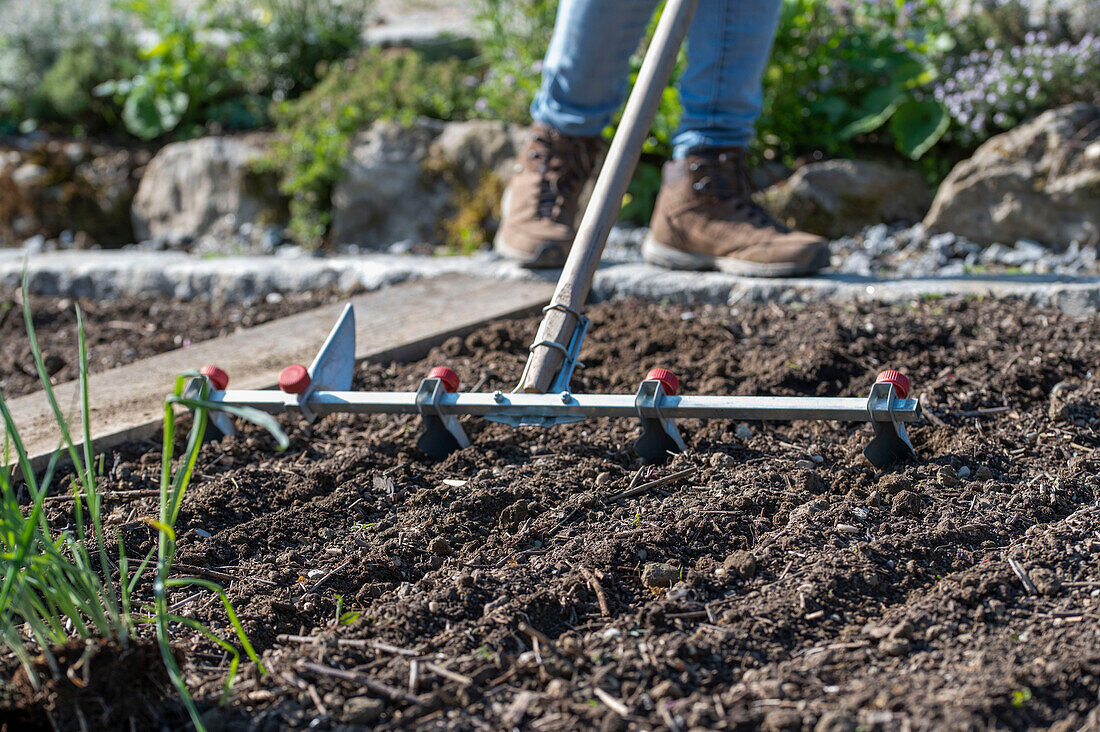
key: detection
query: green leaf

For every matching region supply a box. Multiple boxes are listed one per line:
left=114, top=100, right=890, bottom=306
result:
left=889, top=99, right=950, bottom=159
left=121, top=85, right=167, bottom=140
left=838, top=86, right=905, bottom=139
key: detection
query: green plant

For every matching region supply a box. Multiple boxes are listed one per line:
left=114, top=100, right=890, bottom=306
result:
left=762, top=0, right=955, bottom=162
left=93, top=0, right=263, bottom=139
left=264, top=47, right=479, bottom=245
left=0, top=275, right=288, bottom=731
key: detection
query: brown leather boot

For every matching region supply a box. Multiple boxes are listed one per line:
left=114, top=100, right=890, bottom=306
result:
left=643, top=148, right=830, bottom=277
left=494, top=123, right=602, bottom=268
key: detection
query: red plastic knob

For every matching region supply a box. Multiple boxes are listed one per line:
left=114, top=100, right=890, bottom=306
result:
left=645, top=367, right=680, bottom=396
left=279, top=364, right=312, bottom=394
left=199, top=365, right=229, bottom=391
left=875, top=369, right=910, bottom=399
left=427, top=366, right=460, bottom=393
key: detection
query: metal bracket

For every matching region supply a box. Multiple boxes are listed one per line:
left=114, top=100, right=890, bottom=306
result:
left=287, top=303, right=357, bottom=423
left=863, top=382, right=917, bottom=468
left=519, top=304, right=590, bottom=395
left=184, top=376, right=237, bottom=440
left=415, top=378, right=470, bottom=460
left=633, top=379, right=686, bottom=464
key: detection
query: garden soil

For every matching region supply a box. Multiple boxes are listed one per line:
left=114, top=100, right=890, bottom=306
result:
left=2, top=297, right=1099, bottom=731
left=0, top=287, right=348, bottom=399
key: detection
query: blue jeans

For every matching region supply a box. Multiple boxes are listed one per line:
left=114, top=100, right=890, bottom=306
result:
left=530, top=0, right=781, bottom=158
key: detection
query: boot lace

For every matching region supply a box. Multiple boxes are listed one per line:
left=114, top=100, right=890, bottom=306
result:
left=689, top=152, right=783, bottom=229
left=529, top=133, right=594, bottom=221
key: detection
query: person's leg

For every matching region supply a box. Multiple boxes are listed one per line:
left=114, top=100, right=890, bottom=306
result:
left=498, top=0, right=659, bottom=267
left=643, top=0, right=830, bottom=277
left=672, top=0, right=781, bottom=157
left=531, top=0, right=660, bottom=137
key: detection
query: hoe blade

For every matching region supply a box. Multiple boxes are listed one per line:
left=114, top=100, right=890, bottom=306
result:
left=308, top=303, right=356, bottom=392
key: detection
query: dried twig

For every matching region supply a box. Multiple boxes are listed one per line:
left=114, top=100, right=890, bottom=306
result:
left=308, top=558, right=351, bottom=594
left=424, top=662, right=473, bottom=687
left=579, top=567, right=611, bottom=618
left=593, top=686, right=630, bottom=718
left=173, top=563, right=276, bottom=586
left=277, top=634, right=419, bottom=656
left=1007, top=557, right=1037, bottom=595
left=606, top=467, right=696, bottom=503
left=297, top=660, right=426, bottom=706
left=42, top=489, right=161, bottom=503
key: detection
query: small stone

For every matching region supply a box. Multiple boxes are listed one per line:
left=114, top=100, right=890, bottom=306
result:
left=428, top=600, right=440, bottom=613
left=641, top=562, right=680, bottom=589
left=428, top=537, right=452, bottom=556
left=1030, top=568, right=1061, bottom=596
left=891, top=490, right=922, bottom=516
left=195, top=528, right=212, bottom=539
left=650, top=679, right=682, bottom=700
left=762, top=708, right=803, bottom=732
left=343, top=696, right=384, bottom=724
left=455, top=573, right=475, bottom=589
left=722, top=551, right=758, bottom=579
left=709, top=451, right=735, bottom=469
left=957, top=465, right=972, bottom=479
left=735, top=423, right=752, bottom=441
left=499, top=500, right=529, bottom=531
left=975, top=466, right=992, bottom=480
left=596, top=471, right=614, bottom=486
left=815, top=710, right=858, bottom=732
left=938, top=465, right=960, bottom=486
left=867, top=490, right=882, bottom=507
left=878, top=474, right=913, bottom=494
left=878, top=637, right=910, bottom=656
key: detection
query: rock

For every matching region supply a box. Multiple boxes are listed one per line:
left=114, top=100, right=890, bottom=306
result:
left=815, top=710, right=857, bottom=732
left=427, top=537, right=452, bottom=556
left=596, top=471, right=614, bottom=486
left=499, top=499, right=530, bottom=531
left=762, top=708, right=803, bottom=732
left=132, top=134, right=284, bottom=244
left=877, top=474, right=913, bottom=495
left=426, top=119, right=526, bottom=189
left=757, top=159, right=932, bottom=238
left=343, top=696, right=384, bottom=724
left=641, top=562, right=680, bottom=589
left=722, top=550, right=758, bottom=579
left=924, top=104, right=1100, bottom=249
left=891, top=490, right=922, bottom=516
left=332, top=118, right=525, bottom=249
left=331, top=119, right=445, bottom=248
left=878, top=637, right=910, bottom=656
left=1030, top=567, right=1061, bottom=596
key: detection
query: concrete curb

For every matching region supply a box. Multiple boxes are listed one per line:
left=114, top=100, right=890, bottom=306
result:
left=3, top=250, right=1099, bottom=315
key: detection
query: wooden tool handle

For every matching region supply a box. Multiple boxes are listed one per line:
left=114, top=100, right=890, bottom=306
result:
left=517, top=0, right=701, bottom=393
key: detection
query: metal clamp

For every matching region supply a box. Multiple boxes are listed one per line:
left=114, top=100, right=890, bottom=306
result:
left=415, top=378, right=470, bottom=460
left=518, top=303, right=590, bottom=395
left=863, top=382, right=917, bottom=467
left=633, top=379, right=686, bottom=463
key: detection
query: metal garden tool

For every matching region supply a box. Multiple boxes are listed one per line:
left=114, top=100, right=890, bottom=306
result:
left=190, top=0, right=922, bottom=467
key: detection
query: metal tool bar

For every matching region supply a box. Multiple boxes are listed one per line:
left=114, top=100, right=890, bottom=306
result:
left=214, top=389, right=921, bottom=423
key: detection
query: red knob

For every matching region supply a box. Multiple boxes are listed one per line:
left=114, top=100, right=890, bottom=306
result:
left=427, top=366, right=460, bottom=393
left=875, top=369, right=910, bottom=399
left=279, top=364, right=312, bottom=394
left=199, top=365, right=229, bottom=391
left=645, top=367, right=680, bottom=396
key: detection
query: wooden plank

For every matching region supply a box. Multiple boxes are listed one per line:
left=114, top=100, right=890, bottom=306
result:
left=4, top=274, right=553, bottom=470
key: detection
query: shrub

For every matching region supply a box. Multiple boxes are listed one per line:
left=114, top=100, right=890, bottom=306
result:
left=264, top=48, right=479, bottom=245
left=0, top=275, right=287, bottom=731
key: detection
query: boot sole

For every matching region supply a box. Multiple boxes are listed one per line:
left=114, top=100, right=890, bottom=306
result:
left=493, top=187, right=569, bottom=269
left=641, top=235, right=830, bottom=278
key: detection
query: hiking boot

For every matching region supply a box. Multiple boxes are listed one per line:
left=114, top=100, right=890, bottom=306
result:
left=495, top=123, right=602, bottom=268
left=643, top=148, right=830, bottom=277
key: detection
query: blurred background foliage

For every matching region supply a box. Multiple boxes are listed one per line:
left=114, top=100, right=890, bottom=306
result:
left=0, top=0, right=1097, bottom=242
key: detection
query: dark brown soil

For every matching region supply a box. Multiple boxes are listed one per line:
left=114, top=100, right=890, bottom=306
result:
left=0, top=287, right=346, bottom=399
left=5, top=296, right=1100, bottom=731
left=0, top=638, right=181, bottom=731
